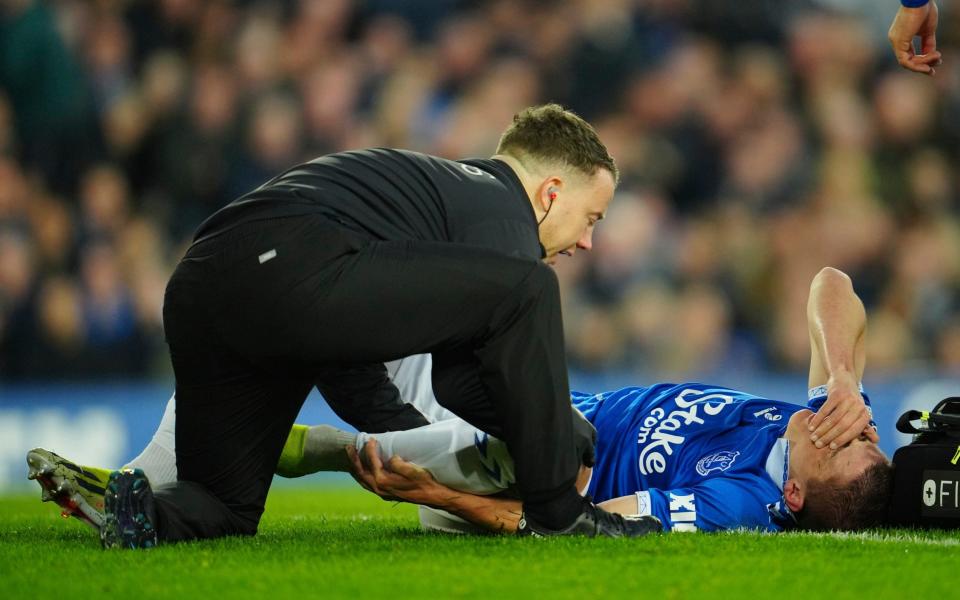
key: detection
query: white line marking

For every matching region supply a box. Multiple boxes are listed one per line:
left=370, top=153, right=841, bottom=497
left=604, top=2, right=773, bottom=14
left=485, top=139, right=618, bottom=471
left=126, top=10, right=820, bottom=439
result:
left=258, top=249, right=277, bottom=264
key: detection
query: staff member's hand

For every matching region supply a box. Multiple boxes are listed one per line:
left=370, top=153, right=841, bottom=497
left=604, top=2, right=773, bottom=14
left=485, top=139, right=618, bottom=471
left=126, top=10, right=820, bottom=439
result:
left=807, top=371, right=879, bottom=450
left=347, top=439, right=443, bottom=506
left=889, top=0, right=942, bottom=75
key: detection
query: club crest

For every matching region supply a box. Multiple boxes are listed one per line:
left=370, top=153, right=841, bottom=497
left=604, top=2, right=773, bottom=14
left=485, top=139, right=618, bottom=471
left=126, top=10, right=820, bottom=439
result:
left=696, top=450, right=740, bottom=476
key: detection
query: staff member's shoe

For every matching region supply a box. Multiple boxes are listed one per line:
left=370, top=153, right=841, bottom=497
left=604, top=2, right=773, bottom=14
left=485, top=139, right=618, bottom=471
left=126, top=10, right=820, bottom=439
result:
left=26, top=448, right=108, bottom=529
left=516, top=499, right=661, bottom=538
left=100, top=469, right=158, bottom=549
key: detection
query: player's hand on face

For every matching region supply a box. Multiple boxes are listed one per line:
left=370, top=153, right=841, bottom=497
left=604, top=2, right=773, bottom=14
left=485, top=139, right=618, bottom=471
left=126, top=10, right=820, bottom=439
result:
left=346, top=440, right=440, bottom=505
left=888, top=2, right=942, bottom=75
left=807, top=372, right=879, bottom=450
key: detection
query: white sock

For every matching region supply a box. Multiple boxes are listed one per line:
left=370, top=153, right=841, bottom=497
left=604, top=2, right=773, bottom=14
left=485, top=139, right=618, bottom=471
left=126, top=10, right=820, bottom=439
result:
left=124, top=394, right=178, bottom=485
left=356, top=418, right=514, bottom=495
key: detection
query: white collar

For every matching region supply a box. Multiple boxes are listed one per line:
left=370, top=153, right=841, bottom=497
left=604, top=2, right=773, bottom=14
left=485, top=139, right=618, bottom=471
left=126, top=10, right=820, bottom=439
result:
left=764, top=438, right=790, bottom=492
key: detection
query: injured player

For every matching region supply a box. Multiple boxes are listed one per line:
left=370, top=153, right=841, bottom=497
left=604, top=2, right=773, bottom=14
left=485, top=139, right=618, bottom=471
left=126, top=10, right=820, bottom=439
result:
left=27, top=267, right=892, bottom=534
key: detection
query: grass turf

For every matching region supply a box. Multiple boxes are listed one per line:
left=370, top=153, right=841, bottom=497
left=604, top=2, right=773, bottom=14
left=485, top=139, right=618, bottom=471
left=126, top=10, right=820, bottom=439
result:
left=1, top=485, right=957, bottom=599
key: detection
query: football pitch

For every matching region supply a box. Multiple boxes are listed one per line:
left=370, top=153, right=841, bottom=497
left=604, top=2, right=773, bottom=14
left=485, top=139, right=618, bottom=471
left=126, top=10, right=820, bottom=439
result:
left=1, top=484, right=957, bottom=600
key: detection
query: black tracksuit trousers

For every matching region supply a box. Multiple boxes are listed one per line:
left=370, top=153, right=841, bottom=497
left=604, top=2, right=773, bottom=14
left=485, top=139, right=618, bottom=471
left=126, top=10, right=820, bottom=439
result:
left=155, top=215, right=582, bottom=541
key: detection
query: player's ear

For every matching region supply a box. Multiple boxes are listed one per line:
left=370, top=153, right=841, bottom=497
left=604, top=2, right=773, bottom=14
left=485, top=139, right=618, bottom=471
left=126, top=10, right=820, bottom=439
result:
left=784, top=479, right=804, bottom=513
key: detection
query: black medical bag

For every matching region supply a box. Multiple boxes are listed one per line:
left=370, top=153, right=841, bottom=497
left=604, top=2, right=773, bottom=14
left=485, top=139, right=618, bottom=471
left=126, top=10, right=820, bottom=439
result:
left=887, top=397, right=960, bottom=529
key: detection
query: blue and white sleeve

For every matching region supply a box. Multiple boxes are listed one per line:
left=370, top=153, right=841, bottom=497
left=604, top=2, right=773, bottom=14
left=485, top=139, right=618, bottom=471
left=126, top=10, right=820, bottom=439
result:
left=633, top=478, right=782, bottom=533
left=807, top=382, right=876, bottom=429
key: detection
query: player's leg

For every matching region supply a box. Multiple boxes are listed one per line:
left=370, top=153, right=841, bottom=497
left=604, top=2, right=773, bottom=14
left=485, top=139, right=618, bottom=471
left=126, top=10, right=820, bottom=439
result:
left=305, top=419, right=516, bottom=495
left=354, top=416, right=516, bottom=536
left=301, top=412, right=594, bottom=535
left=275, top=424, right=313, bottom=477
left=299, top=406, right=592, bottom=497
left=359, top=421, right=515, bottom=494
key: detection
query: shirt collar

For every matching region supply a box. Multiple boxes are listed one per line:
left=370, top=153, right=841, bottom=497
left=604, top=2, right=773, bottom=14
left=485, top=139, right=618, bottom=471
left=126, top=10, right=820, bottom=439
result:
left=765, top=437, right=798, bottom=526
left=765, top=437, right=790, bottom=492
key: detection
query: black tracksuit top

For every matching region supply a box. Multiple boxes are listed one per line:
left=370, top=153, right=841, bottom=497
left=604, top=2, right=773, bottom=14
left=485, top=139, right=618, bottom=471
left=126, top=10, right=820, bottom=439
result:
left=193, top=148, right=545, bottom=261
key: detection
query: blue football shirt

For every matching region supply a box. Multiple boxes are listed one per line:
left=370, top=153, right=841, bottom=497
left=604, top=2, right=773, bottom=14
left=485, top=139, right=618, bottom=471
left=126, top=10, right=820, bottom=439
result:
left=572, top=382, right=872, bottom=532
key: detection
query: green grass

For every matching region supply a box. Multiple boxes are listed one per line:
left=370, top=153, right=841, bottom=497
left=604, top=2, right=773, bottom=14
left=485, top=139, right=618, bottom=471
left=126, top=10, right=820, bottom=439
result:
left=1, top=485, right=957, bottom=599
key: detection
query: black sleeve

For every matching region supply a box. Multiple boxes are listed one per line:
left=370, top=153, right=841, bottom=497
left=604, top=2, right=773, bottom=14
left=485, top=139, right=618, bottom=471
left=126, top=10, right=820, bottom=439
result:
left=314, top=363, right=430, bottom=433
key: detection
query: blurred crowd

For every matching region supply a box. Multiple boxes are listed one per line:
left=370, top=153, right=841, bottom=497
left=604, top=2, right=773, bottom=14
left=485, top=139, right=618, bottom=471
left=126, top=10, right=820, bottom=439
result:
left=1, top=0, right=959, bottom=381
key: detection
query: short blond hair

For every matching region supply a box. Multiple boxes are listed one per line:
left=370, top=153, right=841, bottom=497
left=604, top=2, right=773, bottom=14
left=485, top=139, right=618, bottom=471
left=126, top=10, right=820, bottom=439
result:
left=496, top=104, right=618, bottom=183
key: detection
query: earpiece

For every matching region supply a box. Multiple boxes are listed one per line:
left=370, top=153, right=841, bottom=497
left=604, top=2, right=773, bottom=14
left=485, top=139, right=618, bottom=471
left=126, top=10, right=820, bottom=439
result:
left=539, top=187, right=558, bottom=227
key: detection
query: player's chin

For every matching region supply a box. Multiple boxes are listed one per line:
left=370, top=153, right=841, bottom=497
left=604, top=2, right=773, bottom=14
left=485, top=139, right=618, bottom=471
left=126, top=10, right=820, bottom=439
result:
left=786, top=409, right=813, bottom=435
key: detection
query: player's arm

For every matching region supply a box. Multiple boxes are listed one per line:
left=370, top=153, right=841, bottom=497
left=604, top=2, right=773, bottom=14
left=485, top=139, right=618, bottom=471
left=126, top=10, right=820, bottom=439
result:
left=805, top=267, right=878, bottom=449
left=597, top=479, right=782, bottom=533
left=596, top=495, right=638, bottom=517
left=347, top=440, right=523, bottom=533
